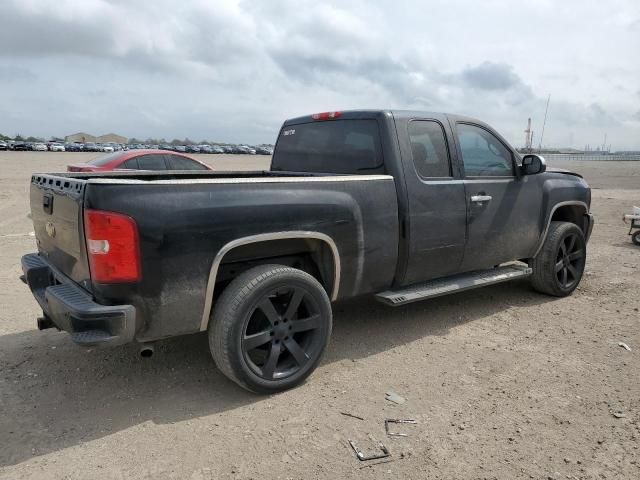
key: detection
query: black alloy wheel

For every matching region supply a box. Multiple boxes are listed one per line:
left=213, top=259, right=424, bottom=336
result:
left=242, top=286, right=324, bottom=380
left=554, top=232, right=585, bottom=290
left=210, top=264, right=332, bottom=393
left=530, top=221, right=587, bottom=297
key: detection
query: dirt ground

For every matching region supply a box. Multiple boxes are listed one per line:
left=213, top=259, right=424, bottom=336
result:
left=0, top=152, right=638, bottom=480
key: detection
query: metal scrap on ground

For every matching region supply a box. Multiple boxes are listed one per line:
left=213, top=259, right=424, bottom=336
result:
left=348, top=438, right=391, bottom=461
left=385, top=391, right=406, bottom=405
left=385, top=419, right=418, bottom=437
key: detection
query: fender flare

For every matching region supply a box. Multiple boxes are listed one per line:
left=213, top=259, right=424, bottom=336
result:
left=200, top=231, right=341, bottom=331
left=532, top=201, right=589, bottom=258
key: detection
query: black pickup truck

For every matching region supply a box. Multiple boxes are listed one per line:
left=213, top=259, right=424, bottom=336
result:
left=21, top=110, right=593, bottom=393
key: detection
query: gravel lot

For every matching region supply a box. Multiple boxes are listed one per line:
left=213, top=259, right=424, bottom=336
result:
left=0, top=152, right=639, bottom=479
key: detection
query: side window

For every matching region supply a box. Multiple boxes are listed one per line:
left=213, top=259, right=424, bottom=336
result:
left=456, top=124, right=513, bottom=176
left=167, top=155, right=208, bottom=170
left=408, top=120, right=451, bottom=178
left=137, top=154, right=167, bottom=170
left=120, top=158, right=139, bottom=169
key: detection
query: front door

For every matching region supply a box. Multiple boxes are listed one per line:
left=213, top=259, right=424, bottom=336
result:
left=454, top=122, right=542, bottom=272
left=399, top=118, right=468, bottom=285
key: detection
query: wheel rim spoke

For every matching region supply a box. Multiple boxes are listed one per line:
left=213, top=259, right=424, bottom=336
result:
left=291, top=314, right=321, bottom=333
left=283, top=289, right=304, bottom=321
left=559, top=242, right=567, bottom=257
left=567, top=249, right=584, bottom=262
left=243, top=330, right=272, bottom=350
left=555, top=260, right=564, bottom=273
left=567, top=235, right=576, bottom=252
left=560, top=267, right=568, bottom=285
left=284, top=337, right=310, bottom=366
left=262, top=343, right=281, bottom=379
left=258, top=297, right=280, bottom=325
left=567, top=264, right=578, bottom=281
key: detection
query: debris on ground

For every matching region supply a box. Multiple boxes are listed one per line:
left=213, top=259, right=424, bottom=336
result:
left=612, top=411, right=626, bottom=419
left=340, top=412, right=365, bottom=421
left=618, top=342, right=632, bottom=351
left=348, top=438, right=391, bottom=461
left=385, top=391, right=406, bottom=405
left=384, top=419, right=418, bottom=437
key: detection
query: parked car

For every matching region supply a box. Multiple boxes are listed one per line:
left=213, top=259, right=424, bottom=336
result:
left=83, top=142, right=100, bottom=152
left=211, top=145, right=225, bottom=154
left=101, top=144, right=115, bottom=153
left=21, top=109, right=593, bottom=394
left=13, top=142, right=27, bottom=151
left=33, top=143, right=47, bottom=151
left=49, top=143, right=65, bottom=152
left=64, top=143, right=83, bottom=152
left=255, top=146, right=273, bottom=155
left=199, top=145, right=213, bottom=154
left=66, top=149, right=213, bottom=172
left=186, top=145, right=201, bottom=153
left=0, top=140, right=7, bottom=151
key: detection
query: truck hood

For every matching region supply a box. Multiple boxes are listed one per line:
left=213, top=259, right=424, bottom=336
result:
left=546, top=167, right=583, bottom=179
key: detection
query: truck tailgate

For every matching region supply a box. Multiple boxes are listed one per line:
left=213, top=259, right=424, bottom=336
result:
left=30, top=174, right=91, bottom=289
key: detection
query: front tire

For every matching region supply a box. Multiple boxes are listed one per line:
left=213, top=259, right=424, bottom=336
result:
left=632, top=230, right=640, bottom=246
left=209, top=264, right=332, bottom=394
left=530, top=221, right=586, bottom=297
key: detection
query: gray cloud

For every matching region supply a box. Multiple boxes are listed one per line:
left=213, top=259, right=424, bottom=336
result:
left=461, top=62, right=522, bottom=91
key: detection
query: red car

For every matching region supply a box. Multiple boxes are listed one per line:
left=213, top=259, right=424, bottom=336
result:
left=67, top=149, right=213, bottom=172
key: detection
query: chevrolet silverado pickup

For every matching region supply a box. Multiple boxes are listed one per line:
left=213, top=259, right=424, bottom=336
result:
left=21, top=110, right=593, bottom=393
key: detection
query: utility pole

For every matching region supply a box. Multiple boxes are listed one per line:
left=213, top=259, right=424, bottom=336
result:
left=524, top=118, right=532, bottom=150
left=538, top=94, right=551, bottom=152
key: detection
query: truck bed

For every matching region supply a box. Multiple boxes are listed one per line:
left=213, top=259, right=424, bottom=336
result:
left=28, top=169, right=399, bottom=342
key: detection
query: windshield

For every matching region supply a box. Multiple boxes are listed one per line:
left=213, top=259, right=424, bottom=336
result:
left=271, top=119, right=385, bottom=174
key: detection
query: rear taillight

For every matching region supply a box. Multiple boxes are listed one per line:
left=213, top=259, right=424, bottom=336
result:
left=84, top=209, right=141, bottom=283
left=311, top=111, right=342, bottom=120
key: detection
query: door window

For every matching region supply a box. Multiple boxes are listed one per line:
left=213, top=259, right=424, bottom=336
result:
left=167, top=155, right=209, bottom=170
left=120, top=158, right=139, bottom=169
left=408, top=120, right=451, bottom=178
left=137, top=154, right=168, bottom=170
left=456, top=124, right=513, bottom=176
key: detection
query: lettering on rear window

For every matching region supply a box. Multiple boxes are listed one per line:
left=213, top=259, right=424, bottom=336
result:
left=282, top=129, right=296, bottom=136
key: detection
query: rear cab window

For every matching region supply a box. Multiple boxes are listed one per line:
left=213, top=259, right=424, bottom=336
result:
left=271, top=119, right=385, bottom=174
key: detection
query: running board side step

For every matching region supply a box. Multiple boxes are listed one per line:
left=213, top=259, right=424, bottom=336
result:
left=375, top=264, right=532, bottom=306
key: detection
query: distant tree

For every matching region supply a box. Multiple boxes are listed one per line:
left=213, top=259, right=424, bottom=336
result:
left=26, top=136, right=43, bottom=142
left=183, top=138, right=195, bottom=146
left=170, top=138, right=182, bottom=146
left=14, top=134, right=24, bottom=141
left=128, top=137, right=142, bottom=145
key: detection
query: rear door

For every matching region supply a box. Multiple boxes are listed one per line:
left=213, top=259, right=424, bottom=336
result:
left=454, top=122, right=542, bottom=271
left=396, top=116, right=467, bottom=285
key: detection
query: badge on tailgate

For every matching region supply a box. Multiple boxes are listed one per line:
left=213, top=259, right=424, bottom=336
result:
left=43, top=193, right=53, bottom=214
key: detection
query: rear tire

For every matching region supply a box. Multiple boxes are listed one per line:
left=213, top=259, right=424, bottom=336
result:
left=530, top=221, right=586, bottom=297
left=632, top=230, right=640, bottom=246
left=209, top=264, right=332, bottom=394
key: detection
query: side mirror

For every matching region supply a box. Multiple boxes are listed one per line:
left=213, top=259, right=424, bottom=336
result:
left=520, top=154, right=546, bottom=175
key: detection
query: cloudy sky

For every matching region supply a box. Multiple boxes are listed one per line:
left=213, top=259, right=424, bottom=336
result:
left=1, top=0, right=639, bottom=148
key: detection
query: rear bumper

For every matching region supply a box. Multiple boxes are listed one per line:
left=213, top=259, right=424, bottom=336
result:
left=21, top=253, right=136, bottom=347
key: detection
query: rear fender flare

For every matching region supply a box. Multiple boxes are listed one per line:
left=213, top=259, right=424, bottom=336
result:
left=199, top=231, right=340, bottom=331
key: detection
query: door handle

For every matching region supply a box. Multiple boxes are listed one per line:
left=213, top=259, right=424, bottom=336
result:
left=470, top=195, right=492, bottom=203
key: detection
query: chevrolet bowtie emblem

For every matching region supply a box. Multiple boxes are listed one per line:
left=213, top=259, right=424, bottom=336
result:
left=45, top=222, right=56, bottom=238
